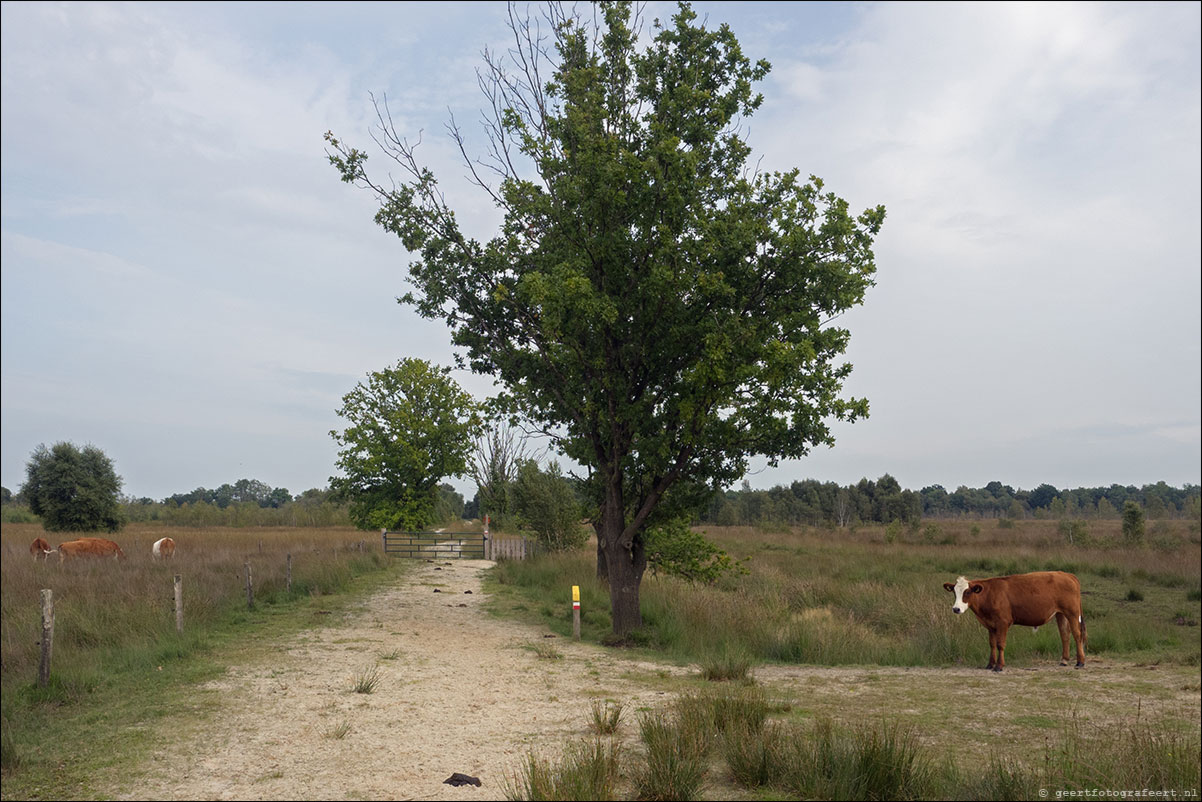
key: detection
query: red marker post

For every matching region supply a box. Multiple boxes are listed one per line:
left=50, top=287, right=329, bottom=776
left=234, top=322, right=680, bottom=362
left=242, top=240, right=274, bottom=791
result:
left=572, top=585, right=581, bottom=640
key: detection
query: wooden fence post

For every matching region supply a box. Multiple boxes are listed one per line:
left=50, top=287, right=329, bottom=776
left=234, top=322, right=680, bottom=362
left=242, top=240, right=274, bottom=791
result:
left=244, top=561, right=254, bottom=610
left=39, top=589, right=54, bottom=687
left=174, top=574, right=184, bottom=633
left=286, top=553, right=292, bottom=594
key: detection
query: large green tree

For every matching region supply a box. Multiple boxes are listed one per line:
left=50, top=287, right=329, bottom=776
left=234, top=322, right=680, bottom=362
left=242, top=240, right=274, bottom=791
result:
left=330, top=358, right=480, bottom=530
left=327, top=2, right=884, bottom=634
left=24, top=441, right=125, bottom=532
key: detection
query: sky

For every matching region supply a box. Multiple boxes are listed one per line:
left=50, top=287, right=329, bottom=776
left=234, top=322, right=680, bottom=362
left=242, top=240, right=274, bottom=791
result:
left=2, top=1, right=1199, bottom=503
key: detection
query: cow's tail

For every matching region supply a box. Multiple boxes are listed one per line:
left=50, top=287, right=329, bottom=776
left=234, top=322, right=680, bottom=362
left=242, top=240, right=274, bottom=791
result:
left=1080, top=614, right=1087, bottom=651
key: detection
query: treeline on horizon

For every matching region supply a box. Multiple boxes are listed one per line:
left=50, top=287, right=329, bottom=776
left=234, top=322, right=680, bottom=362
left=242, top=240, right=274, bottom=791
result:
left=2, top=476, right=1198, bottom=529
left=699, top=476, right=1202, bottom=528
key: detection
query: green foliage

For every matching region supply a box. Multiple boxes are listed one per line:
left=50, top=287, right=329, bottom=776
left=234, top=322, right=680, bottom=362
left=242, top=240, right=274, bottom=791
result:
left=1, top=505, right=38, bottom=524
left=329, top=358, right=480, bottom=531
left=1058, top=519, right=1090, bottom=546
left=328, top=2, right=884, bottom=633
left=24, top=442, right=125, bottom=532
left=1122, top=500, right=1146, bottom=544
left=510, top=460, right=587, bottom=551
left=645, top=518, right=745, bottom=584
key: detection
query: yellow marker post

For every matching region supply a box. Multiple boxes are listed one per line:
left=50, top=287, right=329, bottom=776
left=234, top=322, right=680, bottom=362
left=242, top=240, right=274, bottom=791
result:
left=572, top=585, right=581, bottom=640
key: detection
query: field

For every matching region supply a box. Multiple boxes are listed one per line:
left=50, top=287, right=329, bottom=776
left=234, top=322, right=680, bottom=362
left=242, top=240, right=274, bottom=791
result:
left=1, top=518, right=1200, bottom=799
left=1, top=521, right=398, bottom=794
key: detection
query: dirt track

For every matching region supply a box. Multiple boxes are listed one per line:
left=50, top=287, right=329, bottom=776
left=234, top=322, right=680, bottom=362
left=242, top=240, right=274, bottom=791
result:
left=116, top=559, right=686, bottom=801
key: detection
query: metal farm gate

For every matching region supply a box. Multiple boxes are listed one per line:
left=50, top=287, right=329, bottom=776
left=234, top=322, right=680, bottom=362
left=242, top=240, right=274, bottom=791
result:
left=381, top=530, right=539, bottom=561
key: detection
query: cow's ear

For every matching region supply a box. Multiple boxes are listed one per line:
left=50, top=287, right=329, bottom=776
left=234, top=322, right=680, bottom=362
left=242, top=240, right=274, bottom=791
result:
left=970, top=584, right=984, bottom=594
left=943, top=583, right=955, bottom=592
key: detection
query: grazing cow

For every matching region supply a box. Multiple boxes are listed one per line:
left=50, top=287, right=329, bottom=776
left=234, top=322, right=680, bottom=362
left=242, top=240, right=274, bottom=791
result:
left=944, top=570, right=1086, bottom=672
left=152, top=537, right=176, bottom=561
left=57, top=537, right=126, bottom=562
left=30, top=537, right=54, bottom=560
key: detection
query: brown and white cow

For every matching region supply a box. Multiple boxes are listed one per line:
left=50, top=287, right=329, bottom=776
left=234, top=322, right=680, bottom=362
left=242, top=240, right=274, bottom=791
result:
left=152, top=537, right=176, bottom=561
left=30, top=537, right=54, bottom=560
left=944, top=570, right=1086, bottom=671
left=57, top=537, right=126, bottom=562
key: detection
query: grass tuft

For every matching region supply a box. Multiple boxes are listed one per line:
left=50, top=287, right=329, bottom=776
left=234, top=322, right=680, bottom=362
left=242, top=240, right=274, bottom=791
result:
left=503, top=738, right=620, bottom=801
left=351, top=664, right=382, bottom=694
left=589, top=699, right=625, bottom=735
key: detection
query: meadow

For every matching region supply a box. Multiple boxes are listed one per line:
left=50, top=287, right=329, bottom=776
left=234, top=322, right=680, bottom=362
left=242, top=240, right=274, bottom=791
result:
left=0, top=521, right=400, bottom=792
left=488, top=517, right=1201, bottom=800
left=488, top=518, right=1202, bottom=669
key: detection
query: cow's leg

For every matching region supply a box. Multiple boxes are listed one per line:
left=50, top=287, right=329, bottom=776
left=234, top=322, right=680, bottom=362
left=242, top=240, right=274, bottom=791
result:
left=1056, top=613, right=1071, bottom=665
left=985, top=628, right=998, bottom=670
left=1070, top=613, right=1085, bottom=668
left=993, top=625, right=1009, bottom=672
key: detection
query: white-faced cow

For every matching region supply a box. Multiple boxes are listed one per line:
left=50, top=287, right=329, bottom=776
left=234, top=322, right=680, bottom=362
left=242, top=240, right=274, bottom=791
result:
left=58, top=537, right=126, bottom=562
left=944, top=570, right=1086, bottom=672
left=152, top=537, right=176, bottom=560
left=30, top=537, right=54, bottom=560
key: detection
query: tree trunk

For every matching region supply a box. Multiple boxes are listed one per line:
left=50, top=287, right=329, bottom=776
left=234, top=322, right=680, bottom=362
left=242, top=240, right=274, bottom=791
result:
left=607, top=538, right=644, bottom=635
left=600, top=514, right=645, bottom=636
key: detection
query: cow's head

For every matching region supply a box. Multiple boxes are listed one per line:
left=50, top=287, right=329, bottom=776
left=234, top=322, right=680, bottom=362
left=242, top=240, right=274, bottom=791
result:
left=943, top=576, right=982, bottom=614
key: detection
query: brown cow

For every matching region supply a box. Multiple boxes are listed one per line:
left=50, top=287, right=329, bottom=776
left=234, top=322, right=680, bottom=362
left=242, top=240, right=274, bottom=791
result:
left=944, top=570, right=1086, bottom=672
left=57, top=537, right=126, bottom=562
left=152, top=537, right=175, bottom=560
left=30, top=537, right=54, bottom=560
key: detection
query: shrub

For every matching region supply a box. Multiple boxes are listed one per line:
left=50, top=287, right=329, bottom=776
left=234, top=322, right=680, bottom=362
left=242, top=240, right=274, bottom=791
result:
left=511, top=460, right=588, bottom=552
left=645, top=518, right=746, bottom=585
left=24, top=442, right=125, bottom=532
left=1122, top=501, right=1145, bottom=544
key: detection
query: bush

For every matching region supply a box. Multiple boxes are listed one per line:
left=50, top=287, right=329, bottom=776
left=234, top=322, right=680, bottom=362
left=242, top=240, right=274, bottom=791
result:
left=24, top=442, right=125, bottom=532
left=645, top=518, right=746, bottom=585
left=1122, top=501, right=1145, bottom=544
left=511, top=461, right=588, bottom=552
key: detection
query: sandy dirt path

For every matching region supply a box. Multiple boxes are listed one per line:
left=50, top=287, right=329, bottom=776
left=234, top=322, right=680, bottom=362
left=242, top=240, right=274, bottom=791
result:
left=117, top=559, right=684, bottom=801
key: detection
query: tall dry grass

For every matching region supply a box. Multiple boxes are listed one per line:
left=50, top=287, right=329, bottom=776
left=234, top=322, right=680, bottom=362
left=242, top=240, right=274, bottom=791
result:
left=1, top=522, right=388, bottom=703
left=489, top=519, right=1201, bottom=668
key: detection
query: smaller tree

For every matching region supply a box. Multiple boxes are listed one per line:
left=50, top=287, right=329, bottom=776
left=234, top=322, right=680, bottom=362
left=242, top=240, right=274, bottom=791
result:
left=330, top=359, right=480, bottom=531
left=510, top=460, right=587, bottom=551
left=24, top=442, right=125, bottom=532
left=468, top=422, right=531, bottom=529
left=644, top=518, right=745, bottom=585
left=1121, top=500, right=1145, bottom=545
